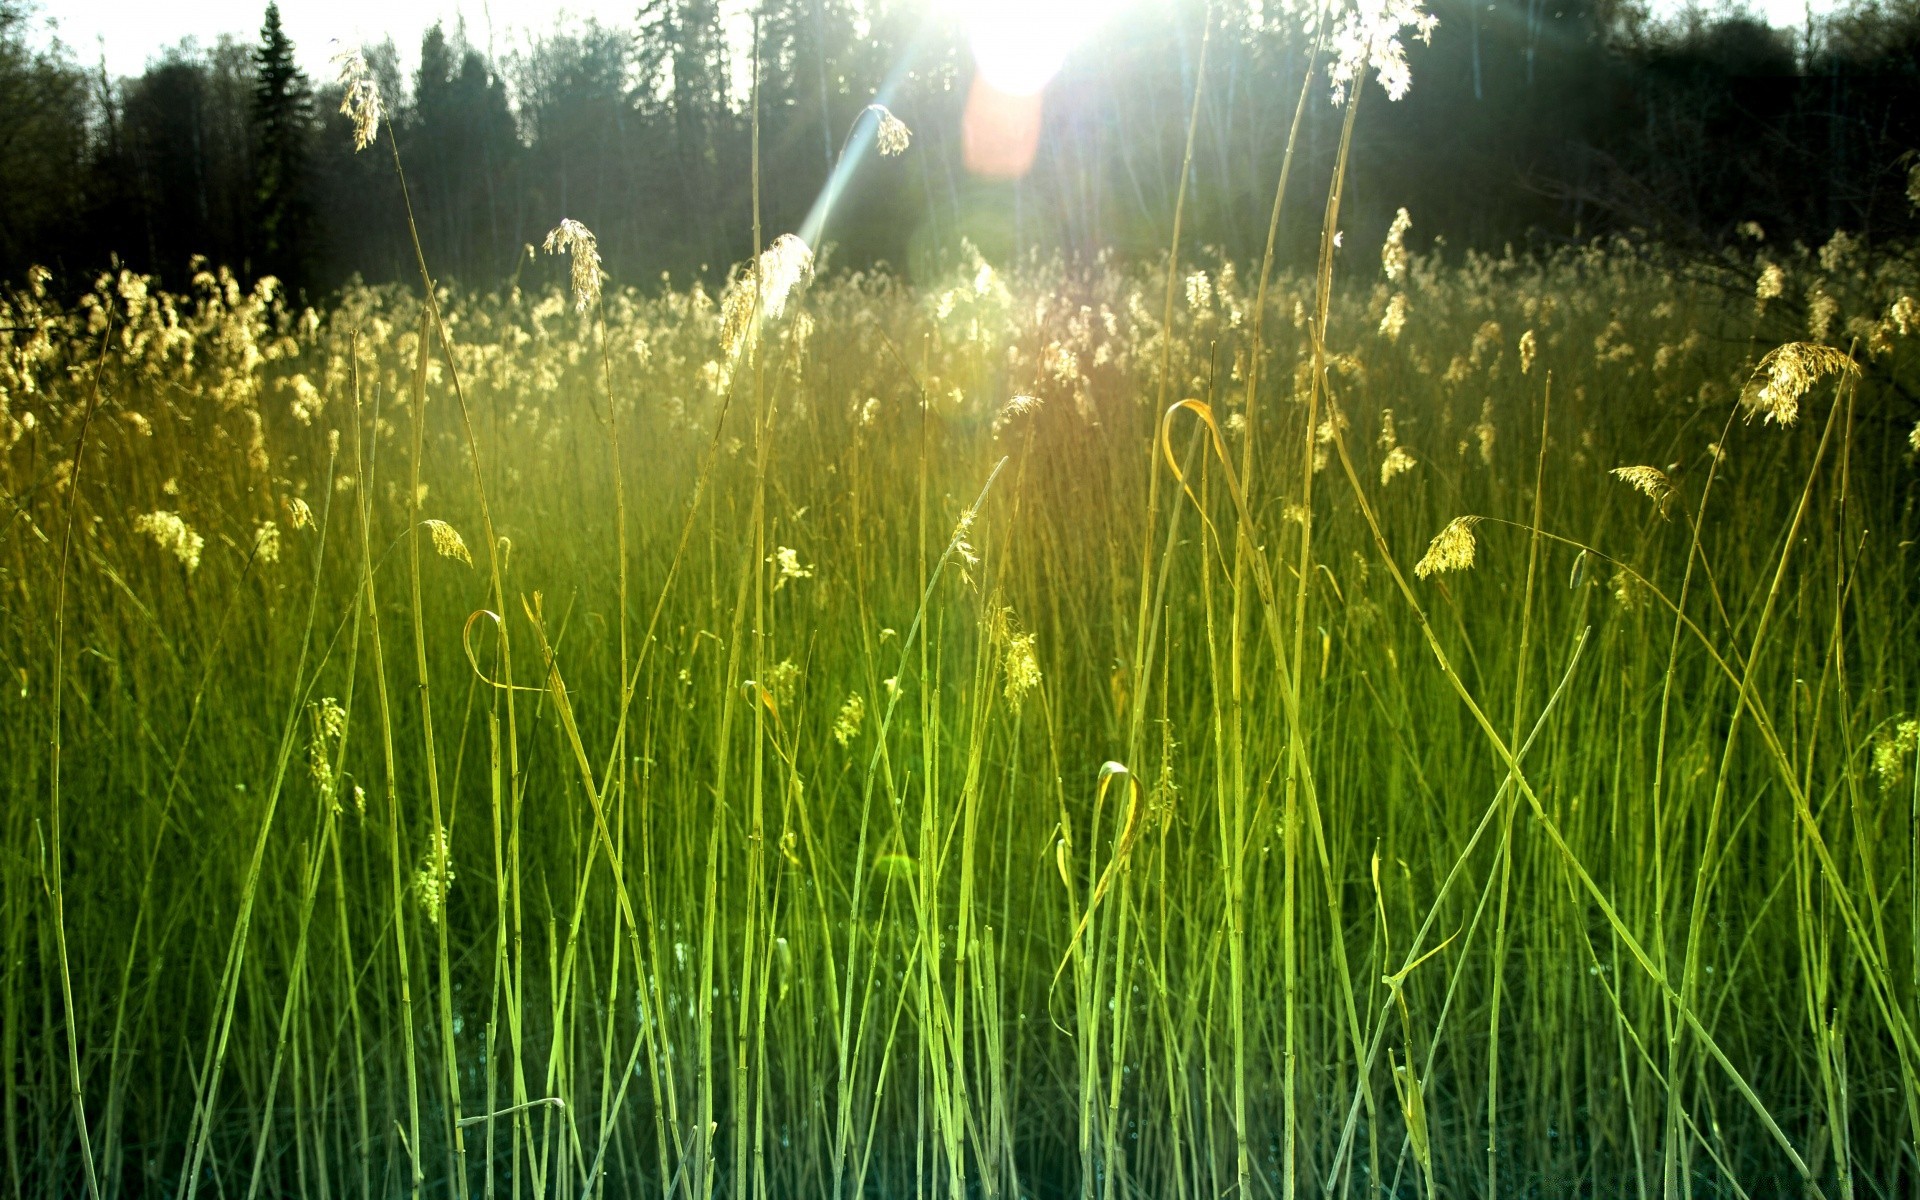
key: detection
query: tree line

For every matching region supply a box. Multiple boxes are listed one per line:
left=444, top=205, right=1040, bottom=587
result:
left=5, top=0, right=1920, bottom=301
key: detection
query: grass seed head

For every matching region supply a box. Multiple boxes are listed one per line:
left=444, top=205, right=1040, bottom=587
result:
left=1806, top=285, right=1838, bottom=341
left=331, top=49, right=384, bottom=152
left=543, top=219, right=604, bottom=314
left=423, top=519, right=472, bottom=566
left=1610, top=465, right=1675, bottom=518
left=1740, top=342, right=1858, bottom=426
left=1382, top=207, right=1412, bottom=282
left=413, top=827, right=454, bottom=926
left=1380, top=444, right=1416, bottom=485
left=1185, top=270, right=1212, bottom=313
left=760, top=235, right=815, bottom=321
left=869, top=104, right=912, bottom=157
left=1872, top=719, right=1918, bottom=791
left=1327, top=0, right=1440, bottom=104
left=773, top=545, right=812, bottom=589
left=1379, top=291, right=1408, bottom=341
left=1414, top=516, right=1480, bottom=579
left=133, top=510, right=204, bottom=573
left=308, top=698, right=345, bottom=807
left=831, top=692, right=865, bottom=747
left=719, top=235, right=815, bottom=357
left=950, top=507, right=980, bottom=583
left=1754, top=262, right=1784, bottom=316
left=252, top=520, right=281, bottom=564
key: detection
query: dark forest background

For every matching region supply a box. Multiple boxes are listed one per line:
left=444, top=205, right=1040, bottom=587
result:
left=6, top=0, right=1920, bottom=301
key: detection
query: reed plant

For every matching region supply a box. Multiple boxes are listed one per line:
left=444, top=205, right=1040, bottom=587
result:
left=4, top=6, right=1920, bottom=1198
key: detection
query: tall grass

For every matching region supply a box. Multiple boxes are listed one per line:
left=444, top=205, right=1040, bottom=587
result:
left=5, top=21, right=1920, bottom=1200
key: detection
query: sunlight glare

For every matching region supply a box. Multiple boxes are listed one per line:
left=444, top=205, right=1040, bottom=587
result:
left=938, top=0, right=1139, bottom=95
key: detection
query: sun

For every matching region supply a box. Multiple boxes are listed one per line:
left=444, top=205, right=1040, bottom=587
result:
left=935, top=0, right=1146, bottom=96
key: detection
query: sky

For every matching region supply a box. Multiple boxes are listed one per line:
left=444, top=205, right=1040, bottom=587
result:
left=31, top=0, right=1843, bottom=84
left=31, top=1, right=665, bottom=79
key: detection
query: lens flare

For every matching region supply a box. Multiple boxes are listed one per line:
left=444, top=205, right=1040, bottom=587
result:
left=938, top=0, right=1137, bottom=96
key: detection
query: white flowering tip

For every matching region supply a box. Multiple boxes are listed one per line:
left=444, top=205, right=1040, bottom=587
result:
left=758, top=235, right=814, bottom=321
left=719, top=235, right=815, bottom=359
left=831, top=692, right=866, bottom=748
left=996, top=609, right=1041, bottom=712
left=1413, top=516, right=1479, bottom=579
left=134, top=510, right=205, bottom=573
left=1379, top=291, right=1409, bottom=342
left=1610, top=465, right=1675, bottom=518
left=331, top=49, right=383, bottom=152
left=413, top=830, right=454, bottom=926
left=1185, top=270, right=1212, bottom=312
left=1869, top=719, right=1919, bottom=791
left=544, top=219, right=605, bottom=314
left=422, top=519, right=472, bottom=566
left=1382, top=207, right=1412, bottom=282
left=252, top=520, right=282, bottom=564
left=773, top=545, right=812, bottom=590
left=1380, top=444, right=1416, bottom=485
left=1740, top=342, right=1858, bottom=427
left=1325, top=0, right=1440, bottom=104
left=869, top=104, right=912, bottom=157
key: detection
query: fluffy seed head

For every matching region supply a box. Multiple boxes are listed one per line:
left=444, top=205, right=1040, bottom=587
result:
left=1325, top=0, right=1440, bottom=104
left=1382, top=207, right=1412, bottom=282
left=308, top=697, right=346, bottom=807
left=947, top=507, right=981, bottom=586
left=1872, top=719, right=1918, bottom=791
left=134, top=510, right=204, bottom=573
left=1889, top=294, right=1917, bottom=337
left=1806, top=285, right=1838, bottom=341
left=759, top=235, right=815, bottom=320
left=423, top=519, right=472, bottom=566
left=1610, top=465, right=1675, bottom=518
left=1379, top=291, right=1408, bottom=342
left=332, top=50, right=384, bottom=152
left=831, top=692, right=865, bottom=748
left=1740, top=342, right=1858, bottom=427
left=869, top=104, right=912, bottom=157
left=1818, top=229, right=1858, bottom=274
left=252, top=520, right=281, bottom=564
left=1380, top=444, right=1416, bottom=485
left=1185, top=270, right=1212, bottom=312
left=1414, top=516, right=1480, bottom=579
left=1518, top=328, right=1538, bottom=375
left=773, top=545, right=812, bottom=589
left=1004, top=631, right=1041, bottom=712
left=413, top=826, right=454, bottom=925
left=720, top=235, right=815, bottom=358
left=544, top=219, right=605, bottom=314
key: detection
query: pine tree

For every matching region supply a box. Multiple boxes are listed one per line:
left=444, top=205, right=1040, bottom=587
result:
left=413, top=22, right=520, bottom=279
left=635, top=0, right=737, bottom=267
left=252, top=2, right=313, bottom=289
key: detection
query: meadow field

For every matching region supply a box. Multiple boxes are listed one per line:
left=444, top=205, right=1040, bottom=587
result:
left=6, top=81, right=1920, bottom=1200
